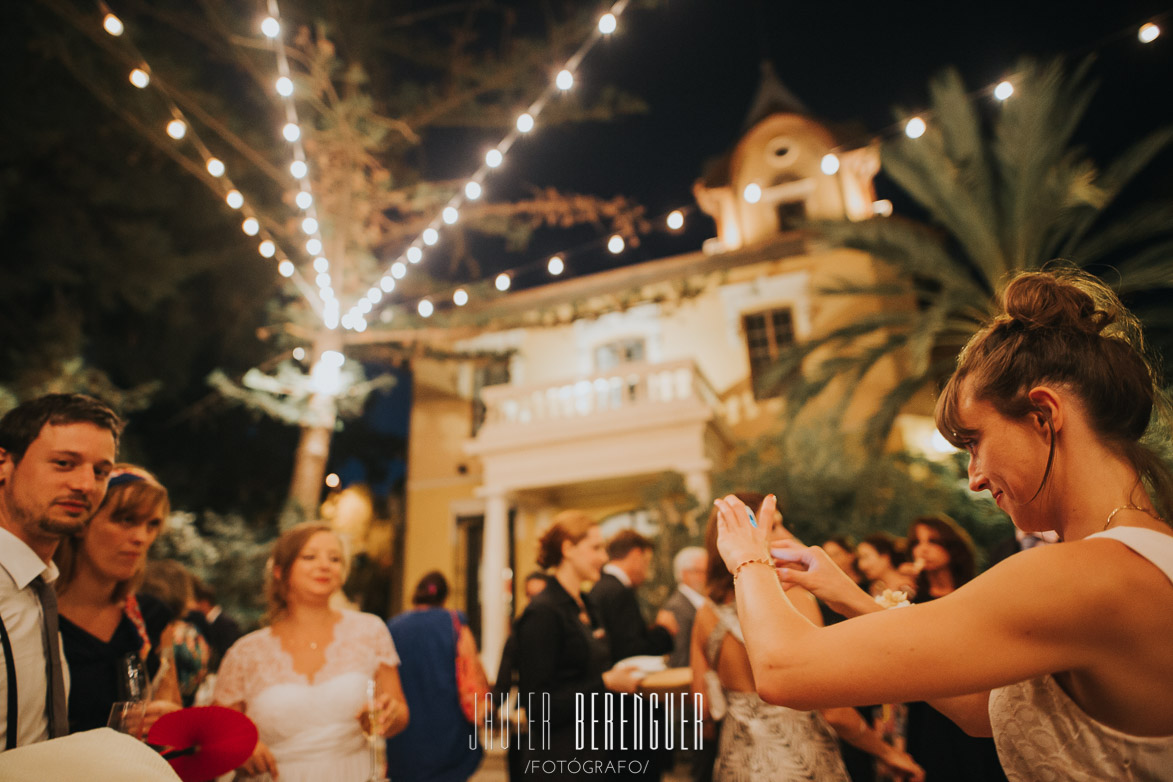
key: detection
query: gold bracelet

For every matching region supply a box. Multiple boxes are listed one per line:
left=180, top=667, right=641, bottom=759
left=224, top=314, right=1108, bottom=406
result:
left=732, top=556, right=773, bottom=584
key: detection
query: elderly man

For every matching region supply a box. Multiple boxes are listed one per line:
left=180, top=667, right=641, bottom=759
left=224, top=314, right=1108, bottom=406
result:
left=655, top=546, right=707, bottom=669
left=0, top=394, right=121, bottom=750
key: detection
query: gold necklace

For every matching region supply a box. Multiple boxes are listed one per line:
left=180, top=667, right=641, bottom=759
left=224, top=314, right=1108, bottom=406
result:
left=1103, top=503, right=1161, bottom=531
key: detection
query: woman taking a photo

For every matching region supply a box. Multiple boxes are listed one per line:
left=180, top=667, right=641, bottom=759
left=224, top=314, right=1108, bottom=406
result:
left=215, top=521, right=409, bottom=781
left=714, top=270, right=1173, bottom=779
left=54, top=465, right=181, bottom=734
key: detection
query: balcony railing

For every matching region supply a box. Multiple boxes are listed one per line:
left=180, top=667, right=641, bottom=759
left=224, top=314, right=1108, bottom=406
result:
left=478, top=359, right=721, bottom=430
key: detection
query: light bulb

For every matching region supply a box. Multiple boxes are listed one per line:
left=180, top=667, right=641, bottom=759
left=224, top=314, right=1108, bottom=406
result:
left=305, top=238, right=322, bottom=255
left=302, top=217, right=318, bottom=235
left=548, top=255, right=564, bottom=275
left=357, top=299, right=372, bottom=314
left=905, top=117, right=927, bottom=139
left=993, top=81, right=1014, bottom=101
left=442, top=206, right=458, bottom=225
left=296, top=191, right=313, bottom=209
left=820, top=153, right=840, bottom=175
left=465, top=181, right=482, bottom=200
left=406, top=246, right=423, bottom=264
left=290, top=160, right=307, bottom=179
left=261, top=17, right=280, bottom=38
left=129, top=69, right=150, bottom=88
left=418, top=300, right=434, bottom=317
left=392, top=262, right=407, bottom=279
left=226, top=190, right=244, bottom=209
left=276, top=77, right=293, bottom=97
left=282, top=123, right=300, bottom=142
left=453, top=288, right=468, bottom=306
left=242, top=217, right=260, bottom=236
left=353, top=318, right=367, bottom=333
left=368, top=287, right=382, bottom=303
left=206, top=158, right=225, bottom=177
left=292, top=347, right=306, bottom=361
left=516, top=113, right=534, bottom=133
left=598, top=13, right=617, bottom=34
left=1139, top=22, right=1161, bottom=43
left=166, top=119, right=187, bottom=140
left=278, top=260, right=295, bottom=277
left=556, top=69, right=574, bottom=90
left=103, top=14, right=124, bottom=36
left=495, top=273, right=511, bottom=291
left=666, top=210, right=684, bottom=230
left=380, top=276, right=395, bottom=292
left=486, top=149, right=503, bottom=168
left=742, top=183, right=761, bottom=204
left=423, top=228, right=439, bottom=246
left=313, top=256, right=329, bottom=273
left=607, top=235, right=625, bottom=254
left=316, top=272, right=331, bottom=288
left=259, top=240, right=276, bottom=257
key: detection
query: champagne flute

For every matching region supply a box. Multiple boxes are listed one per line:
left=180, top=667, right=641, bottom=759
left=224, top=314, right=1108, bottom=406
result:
left=364, top=679, right=389, bottom=782
left=120, top=653, right=152, bottom=702
left=108, top=700, right=148, bottom=740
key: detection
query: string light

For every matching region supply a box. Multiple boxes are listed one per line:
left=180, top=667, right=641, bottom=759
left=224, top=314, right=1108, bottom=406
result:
left=464, top=181, right=482, bottom=200
left=166, top=119, right=187, bottom=139
left=486, top=149, right=503, bottom=168
left=292, top=347, right=306, bottom=360
left=442, top=206, right=459, bottom=224
left=380, top=276, right=395, bottom=292
left=305, top=238, right=322, bottom=255
left=607, top=235, right=625, bottom=254
left=367, top=287, right=382, bottom=303
left=102, top=13, right=124, bottom=36
left=206, top=158, right=225, bottom=177
left=275, top=76, right=293, bottom=96
left=418, top=300, right=434, bottom=317
left=278, top=260, right=295, bottom=277
left=314, top=257, right=329, bottom=273
left=1139, top=22, right=1161, bottom=43
left=261, top=16, right=280, bottom=38
left=495, top=273, right=511, bottom=291
left=666, top=210, right=684, bottom=230
left=406, top=247, right=423, bottom=264
left=453, top=289, right=469, bottom=306
left=994, top=80, right=1014, bottom=101
left=743, top=183, right=762, bottom=204
left=129, top=68, right=150, bottom=88
left=226, top=189, right=244, bottom=208
left=295, top=191, right=313, bottom=209
left=905, top=116, right=927, bottom=139
left=316, top=272, right=330, bottom=287
left=820, top=153, right=840, bottom=175
left=242, top=217, right=260, bottom=235
left=516, top=113, right=535, bottom=133
left=547, top=255, right=565, bottom=275
left=290, top=160, right=307, bottom=179
left=392, top=262, right=407, bottom=279
left=259, top=240, right=276, bottom=257
left=556, top=70, right=574, bottom=90
left=598, top=13, right=617, bottom=35
left=301, top=217, right=319, bottom=234
left=282, top=123, right=300, bottom=142
left=422, top=228, right=439, bottom=246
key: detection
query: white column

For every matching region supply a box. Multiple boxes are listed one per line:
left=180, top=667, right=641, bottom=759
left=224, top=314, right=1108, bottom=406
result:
left=480, top=489, right=510, bottom=683
left=684, top=469, right=711, bottom=507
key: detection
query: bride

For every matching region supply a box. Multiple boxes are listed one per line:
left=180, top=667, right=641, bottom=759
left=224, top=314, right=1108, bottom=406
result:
left=215, top=522, right=408, bottom=781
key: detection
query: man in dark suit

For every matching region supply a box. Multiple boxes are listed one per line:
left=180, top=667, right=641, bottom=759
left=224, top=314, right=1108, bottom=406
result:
left=190, top=579, right=241, bottom=672
left=589, top=529, right=674, bottom=780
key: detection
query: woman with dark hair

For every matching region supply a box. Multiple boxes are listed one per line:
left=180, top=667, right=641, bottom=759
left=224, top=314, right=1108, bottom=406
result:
left=54, top=464, right=181, bottom=733
left=691, top=494, right=923, bottom=781
left=715, top=270, right=1173, bottom=779
left=215, top=522, right=408, bottom=781
left=904, top=516, right=973, bottom=600
left=854, top=533, right=915, bottom=598
left=514, top=510, right=643, bottom=780
left=384, top=570, right=485, bottom=782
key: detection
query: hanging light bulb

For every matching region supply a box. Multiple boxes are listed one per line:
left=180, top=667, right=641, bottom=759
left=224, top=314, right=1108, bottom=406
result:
left=392, top=262, right=407, bottom=279
left=275, top=76, right=293, bottom=97
left=442, top=206, right=459, bottom=225
left=129, top=68, right=150, bottom=88
left=367, top=287, right=382, bottom=303
left=103, top=14, right=124, bottom=36
left=742, top=183, right=761, bottom=204
left=320, top=287, right=335, bottom=300
left=607, top=235, right=625, bottom=254
left=556, top=69, right=574, bottom=91
left=422, top=228, right=439, bottom=246
left=316, top=272, right=331, bottom=288
left=993, top=81, right=1014, bottom=101
left=406, top=246, right=423, bottom=264
left=486, top=149, right=503, bottom=168
left=166, top=119, right=187, bottom=140
left=548, top=255, right=565, bottom=275
left=295, top=191, right=313, bottom=209
left=278, top=260, right=295, bottom=277
left=242, top=217, right=260, bottom=236
left=302, top=217, right=319, bottom=235
left=259, top=240, right=276, bottom=258
left=666, top=210, right=684, bottom=230
left=905, top=117, right=927, bottom=139
left=380, top=276, right=395, bottom=292
left=516, top=113, right=535, bottom=133
left=453, top=288, right=469, bottom=306
left=415, top=299, right=432, bottom=317
left=292, top=347, right=306, bottom=361
left=313, top=257, right=329, bottom=273
left=324, top=308, right=340, bottom=330
left=290, top=160, right=308, bottom=179
left=465, top=181, right=482, bottom=200
left=305, top=238, right=322, bottom=255
left=261, top=16, right=280, bottom=38
left=1139, top=22, right=1161, bottom=43
left=598, top=13, right=617, bottom=34
left=495, top=273, right=511, bottom=291
left=206, top=158, right=225, bottom=177
left=820, top=153, right=841, bottom=175
left=226, top=190, right=244, bottom=209
left=357, top=299, right=372, bottom=314
left=282, top=123, right=300, bottom=142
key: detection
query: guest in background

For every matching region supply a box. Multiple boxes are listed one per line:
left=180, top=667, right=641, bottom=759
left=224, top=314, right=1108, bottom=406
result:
left=655, top=546, right=707, bottom=669
left=54, top=465, right=181, bottom=734
left=589, top=529, right=674, bottom=664
left=822, top=537, right=865, bottom=587
left=190, top=576, right=241, bottom=672
left=855, top=533, right=917, bottom=598
left=493, top=571, right=547, bottom=782
left=141, top=559, right=210, bottom=707
left=385, top=571, right=484, bottom=782
left=215, top=521, right=408, bottom=782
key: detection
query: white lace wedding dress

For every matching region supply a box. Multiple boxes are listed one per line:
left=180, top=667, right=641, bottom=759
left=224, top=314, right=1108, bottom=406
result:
left=214, top=610, right=400, bottom=782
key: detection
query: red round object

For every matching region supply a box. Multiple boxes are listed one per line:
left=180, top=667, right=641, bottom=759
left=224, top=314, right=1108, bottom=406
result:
left=147, top=705, right=258, bottom=782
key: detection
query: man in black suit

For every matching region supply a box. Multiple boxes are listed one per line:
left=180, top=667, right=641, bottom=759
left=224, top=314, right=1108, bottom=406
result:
left=589, top=530, right=674, bottom=780
left=190, top=579, right=241, bottom=672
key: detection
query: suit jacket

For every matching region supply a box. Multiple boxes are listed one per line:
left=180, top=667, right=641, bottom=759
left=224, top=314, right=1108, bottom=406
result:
left=659, top=588, right=698, bottom=668
left=588, top=572, right=673, bottom=666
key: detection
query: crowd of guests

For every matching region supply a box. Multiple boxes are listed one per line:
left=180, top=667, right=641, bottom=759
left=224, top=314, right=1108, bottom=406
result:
left=3, top=269, right=1172, bottom=782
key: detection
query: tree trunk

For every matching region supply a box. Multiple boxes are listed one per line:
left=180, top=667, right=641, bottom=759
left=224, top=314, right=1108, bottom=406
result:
left=285, top=329, right=344, bottom=522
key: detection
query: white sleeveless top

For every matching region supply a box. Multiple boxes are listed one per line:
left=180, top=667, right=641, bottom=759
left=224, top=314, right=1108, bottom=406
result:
left=988, top=527, right=1173, bottom=781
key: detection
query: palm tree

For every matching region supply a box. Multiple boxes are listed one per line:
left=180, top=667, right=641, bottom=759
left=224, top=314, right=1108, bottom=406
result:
left=780, top=57, right=1173, bottom=448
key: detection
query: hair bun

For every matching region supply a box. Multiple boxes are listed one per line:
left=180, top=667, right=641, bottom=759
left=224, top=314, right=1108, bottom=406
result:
left=1002, top=270, right=1115, bottom=336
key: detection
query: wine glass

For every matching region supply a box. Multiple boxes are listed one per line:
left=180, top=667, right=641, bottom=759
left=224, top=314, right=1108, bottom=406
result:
left=363, top=679, right=389, bottom=782
left=108, top=700, right=148, bottom=740
left=119, top=653, right=152, bottom=702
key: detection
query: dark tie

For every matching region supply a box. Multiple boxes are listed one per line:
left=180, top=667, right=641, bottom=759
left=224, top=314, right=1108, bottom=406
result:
left=31, top=576, right=68, bottom=738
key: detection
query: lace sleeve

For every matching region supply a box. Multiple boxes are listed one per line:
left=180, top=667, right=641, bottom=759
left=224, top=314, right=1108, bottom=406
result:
left=213, top=631, right=258, bottom=706
left=367, top=613, right=400, bottom=669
